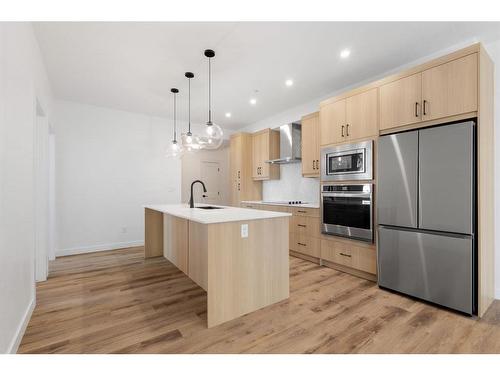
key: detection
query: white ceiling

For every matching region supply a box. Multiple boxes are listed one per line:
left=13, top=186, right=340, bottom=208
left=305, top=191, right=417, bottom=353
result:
left=34, top=22, right=500, bottom=129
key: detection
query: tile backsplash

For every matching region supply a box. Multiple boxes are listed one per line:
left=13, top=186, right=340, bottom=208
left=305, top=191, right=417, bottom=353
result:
left=262, top=163, right=320, bottom=203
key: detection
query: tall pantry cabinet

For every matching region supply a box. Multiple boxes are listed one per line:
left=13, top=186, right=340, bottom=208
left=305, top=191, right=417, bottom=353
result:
left=230, top=133, right=262, bottom=206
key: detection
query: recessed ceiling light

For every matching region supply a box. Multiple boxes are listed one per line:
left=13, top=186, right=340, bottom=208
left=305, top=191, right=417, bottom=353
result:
left=225, top=112, right=232, bottom=118
left=340, top=49, right=351, bottom=59
left=250, top=98, right=257, bottom=105
left=285, top=79, right=294, bottom=87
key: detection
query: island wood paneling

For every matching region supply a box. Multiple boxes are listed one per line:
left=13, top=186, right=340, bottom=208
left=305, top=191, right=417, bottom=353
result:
left=207, top=217, right=290, bottom=328
left=144, top=208, right=163, bottom=258
left=163, top=215, right=188, bottom=274
left=188, top=221, right=208, bottom=291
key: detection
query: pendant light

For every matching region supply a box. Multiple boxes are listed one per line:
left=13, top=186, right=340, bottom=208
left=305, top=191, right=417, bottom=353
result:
left=181, top=72, right=201, bottom=151
left=202, top=49, right=223, bottom=149
left=165, top=88, right=184, bottom=158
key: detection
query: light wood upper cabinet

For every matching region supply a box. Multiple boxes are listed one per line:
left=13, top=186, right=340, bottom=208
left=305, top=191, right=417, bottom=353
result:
left=252, top=129, right=280, bottom=180
left=320, top=99, right=346, bottom=146
left=301, top=112, right=320, bottom=177
left=320, top=89, right=378, bottom=145
left=422, top=53, right=478, bottom=121
left=230, top=133, right=262, bottom=206
left=379, top=54, right=478, bottom=131
left=346, top=88, right=378, bottom=140
left=380, top=72, right=422, bottom=130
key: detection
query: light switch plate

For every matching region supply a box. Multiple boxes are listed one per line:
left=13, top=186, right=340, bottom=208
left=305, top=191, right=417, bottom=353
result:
left=241, top=224, right=249, bottom=238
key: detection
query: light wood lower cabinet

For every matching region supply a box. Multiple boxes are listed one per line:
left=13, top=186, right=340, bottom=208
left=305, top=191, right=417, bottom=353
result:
left=291, top=206, right=320, bottom=218
left=321, top=238, right=377, bottom=275
left=292, top=215, right=320, bottom=237
left=290, top=233, right=320, bottom=258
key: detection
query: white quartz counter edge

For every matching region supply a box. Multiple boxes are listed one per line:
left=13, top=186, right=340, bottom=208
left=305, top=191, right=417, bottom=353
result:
left=241, top=200, right=320, bottom=209
left=144, top=204, right=291, bottom=224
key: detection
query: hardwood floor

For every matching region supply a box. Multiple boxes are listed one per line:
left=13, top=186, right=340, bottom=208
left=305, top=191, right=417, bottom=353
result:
left=18, top=247, right=500, bottom=354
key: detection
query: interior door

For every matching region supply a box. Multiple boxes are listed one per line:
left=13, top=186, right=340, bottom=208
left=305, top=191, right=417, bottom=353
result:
left=378, top=226, right=472, bottom=314
left=200, top=161, right=222, bottom=204
left=418, top=121, right=474, bottom=234
left=421, top=53, right=478, bottom=121
left=377, top=130, right=419, bottom=228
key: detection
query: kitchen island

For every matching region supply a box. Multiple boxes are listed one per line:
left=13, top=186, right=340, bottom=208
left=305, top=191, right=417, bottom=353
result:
left=144, top=204, right=291, bottom=327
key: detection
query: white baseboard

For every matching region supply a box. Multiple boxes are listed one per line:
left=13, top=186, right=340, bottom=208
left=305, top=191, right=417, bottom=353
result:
left=8, top=297, right=36, bottom=354
left=56, top=240, right=144, bottom=257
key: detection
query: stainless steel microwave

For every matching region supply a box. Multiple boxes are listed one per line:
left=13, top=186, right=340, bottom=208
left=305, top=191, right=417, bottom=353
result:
left=320, top=140, right=373, bottom=181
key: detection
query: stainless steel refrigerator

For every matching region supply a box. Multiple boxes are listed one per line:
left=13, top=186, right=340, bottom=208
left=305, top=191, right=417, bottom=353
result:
left=377, top=120, right=476, bottom=315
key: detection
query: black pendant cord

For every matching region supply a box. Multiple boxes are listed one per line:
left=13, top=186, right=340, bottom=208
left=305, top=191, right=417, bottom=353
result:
left=184, top=72, right=194, bottom=136
left=204, top=49, right=215, bottom=126
left=208, top=56, right=212, bottom=126
left=171, top=88, right=179, bottom=142
left=188, top=77, right=191, bottom=134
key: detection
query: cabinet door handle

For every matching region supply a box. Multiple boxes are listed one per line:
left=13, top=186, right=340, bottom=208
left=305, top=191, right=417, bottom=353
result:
left=415, top=102, right=419, bottom=117
left=423, top=100, right=427, bottom=116
left=317, top=160, right=319, bottom=170
left=238, top=171, right=240, bottom=178
left=339, top=252, right=352, bottom=258
left=297, top=242, right=307, bottom=246
left=297, top=210, right=307, bottom=213
left=341, top=125, right=344, bottom=137
left=313, top=160, right=316, bottom=170
left=346, top=124, right=349, bottom=137
left=297, top=224, right=307, bottom=228
left=238, top=183, right=240, bottom=191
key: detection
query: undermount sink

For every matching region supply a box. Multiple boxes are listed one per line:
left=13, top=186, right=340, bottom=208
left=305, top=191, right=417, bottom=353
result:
left=196, top=206, right=224, bottom=210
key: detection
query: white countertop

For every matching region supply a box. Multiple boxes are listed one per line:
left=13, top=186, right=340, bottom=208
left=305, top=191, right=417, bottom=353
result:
left=241, top=200, right=320, bottom=209
left=144, top=204, right=291, bottom=224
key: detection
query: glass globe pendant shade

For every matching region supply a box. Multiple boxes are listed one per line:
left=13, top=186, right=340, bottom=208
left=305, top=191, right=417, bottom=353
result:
left=165, top=140, right=184, bottom=158
left=181, top=132, right=202, bottom=152
left=203, top=123, right=224, bottom=149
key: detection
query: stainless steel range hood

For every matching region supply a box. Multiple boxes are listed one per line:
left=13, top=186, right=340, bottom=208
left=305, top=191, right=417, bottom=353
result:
left=265, top=122, right=301, bottom=164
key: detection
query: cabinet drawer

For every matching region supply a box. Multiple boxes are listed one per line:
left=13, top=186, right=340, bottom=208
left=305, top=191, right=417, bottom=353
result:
left=321, top=239, right=354, bottom=267
left=292, top=216, right=320, bottom=238
left=321, top=238, right=377, bottom=274
left=259, top=204, right=290, bottom=213
left=241, top=203, right=258, bottom=209
left=292, top=207, right=320, bottom=217
left=291, top=233, right=320, bottom=258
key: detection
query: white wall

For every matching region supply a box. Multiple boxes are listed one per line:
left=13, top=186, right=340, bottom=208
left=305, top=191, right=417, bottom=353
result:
left=0, top=23, right=54, bottom=353
left=54, top=100, right=182, bottom=255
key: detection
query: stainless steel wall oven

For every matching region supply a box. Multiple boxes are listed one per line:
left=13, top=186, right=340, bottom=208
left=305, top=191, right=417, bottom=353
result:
left=321, top=184, right=373, bottom=242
